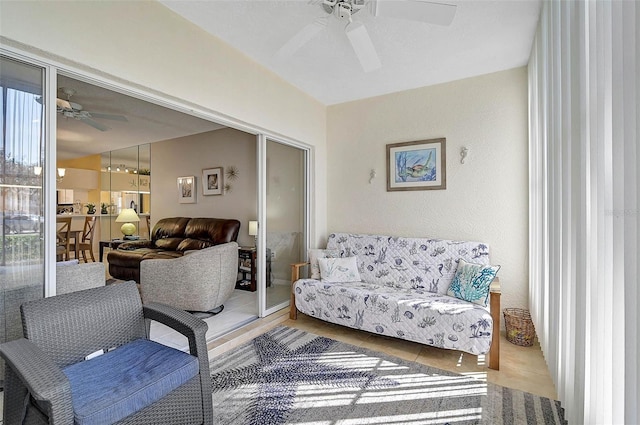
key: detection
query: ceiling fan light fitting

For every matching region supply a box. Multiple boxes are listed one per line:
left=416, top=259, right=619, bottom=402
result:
left=336, top=2, right=352, bottom=20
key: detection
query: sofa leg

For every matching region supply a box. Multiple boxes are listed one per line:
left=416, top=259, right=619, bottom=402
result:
left=489, top=290, right=501, bottom=370
left=290, top=289, right=298, bottom=320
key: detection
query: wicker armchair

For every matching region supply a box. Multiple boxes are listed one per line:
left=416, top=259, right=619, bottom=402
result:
left=0, top=281, right=212, bottom=424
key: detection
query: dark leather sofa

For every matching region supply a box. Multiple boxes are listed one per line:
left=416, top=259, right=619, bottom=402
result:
left=108, top=217, right=240, bottom=282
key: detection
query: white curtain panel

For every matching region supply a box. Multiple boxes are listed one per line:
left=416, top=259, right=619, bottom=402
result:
left=529, top=1, right=638, bottom=424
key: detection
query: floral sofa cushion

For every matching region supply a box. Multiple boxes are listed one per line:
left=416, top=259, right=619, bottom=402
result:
left=293, top=233, right=496, bottom=356
left=293, top=279, right=493, bottom=355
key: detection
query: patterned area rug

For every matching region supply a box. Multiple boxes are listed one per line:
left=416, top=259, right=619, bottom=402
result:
left=210, top=326, right=567, bottom=424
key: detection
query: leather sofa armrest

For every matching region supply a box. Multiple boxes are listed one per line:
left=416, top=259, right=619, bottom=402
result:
left=118, top=240, right=154, bottom=250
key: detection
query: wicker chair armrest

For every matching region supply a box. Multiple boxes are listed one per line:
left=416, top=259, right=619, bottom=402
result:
left=143, top=302, right=208, bottom=355
left=142, top=302, right=212, bottom=419
left=0, top=338, right=74, bottom=423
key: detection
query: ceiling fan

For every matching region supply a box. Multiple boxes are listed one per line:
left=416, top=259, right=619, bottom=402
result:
left=276, top=0, right=457, bottom=73
left=56, top=87, right=128, bottom=132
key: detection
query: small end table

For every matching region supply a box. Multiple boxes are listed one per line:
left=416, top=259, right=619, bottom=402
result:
left=236, top=247, right=272, bottom=292
left=237, top=247, right=257, bottom=291
left=99, top=239, right=127, bottom=262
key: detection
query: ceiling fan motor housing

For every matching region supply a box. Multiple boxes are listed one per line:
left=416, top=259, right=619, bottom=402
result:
left=336, top=2, right=352, bottom=19
left=323, top=0, right=365, bottom=20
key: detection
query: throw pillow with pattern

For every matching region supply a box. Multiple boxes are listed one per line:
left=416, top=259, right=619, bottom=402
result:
left=447, top=258, right=500, bottom=307
left=308, top=249, right=339, bottom=280
left=318, top=256, right=361, bottom=283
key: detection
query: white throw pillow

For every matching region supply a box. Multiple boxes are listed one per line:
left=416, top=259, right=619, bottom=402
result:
left=318, top=256, right=361, bottom=283
left=308, top=249, right=339, bottom=280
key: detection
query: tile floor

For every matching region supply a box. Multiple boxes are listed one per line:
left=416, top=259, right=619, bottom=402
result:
left=151, top=283, right=291, bottom=350
left=151, top=289, right=259, bottom=350
left=208, top=310, right=559, bottom=402
left=0, top=289, right=558, bottom=420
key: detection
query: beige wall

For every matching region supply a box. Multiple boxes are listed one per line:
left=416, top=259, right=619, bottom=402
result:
left=151, top=128, right=257, bottom=247
left=326, top=67, right=529, bottom=311
left=1, top=3, right=530, bottom=309
left=0, top=0, right=327, bottom=246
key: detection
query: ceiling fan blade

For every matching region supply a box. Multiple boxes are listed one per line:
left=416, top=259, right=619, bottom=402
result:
left=275, top=17, right=327, bottom=60
left=56, top=98, right=72, bottom=110
left=345, top=21, right=381, bottom=73
left=89, top=112, right=128, bottom=122
left=56, top=98, right=84, bottom=111
left=80, top=117, right=109, bottom=132
left=369, top=0, right=457, bottom=26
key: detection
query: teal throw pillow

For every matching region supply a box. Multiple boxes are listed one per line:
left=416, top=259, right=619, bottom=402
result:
left=447, top=259, right=500, bottom=307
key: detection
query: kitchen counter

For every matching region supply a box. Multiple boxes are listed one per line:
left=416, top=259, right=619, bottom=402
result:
left=56, top=213, right=150, bottom=218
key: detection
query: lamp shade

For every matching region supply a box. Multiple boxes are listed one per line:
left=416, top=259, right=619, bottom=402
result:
left=116, top=208, right=140, bottom=237
left=115, top=209, right=140, bottom=223
left=248, top=220, right=258, bottom=236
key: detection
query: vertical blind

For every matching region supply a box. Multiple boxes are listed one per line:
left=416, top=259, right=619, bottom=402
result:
left=529, top=1, right=638, bottom=424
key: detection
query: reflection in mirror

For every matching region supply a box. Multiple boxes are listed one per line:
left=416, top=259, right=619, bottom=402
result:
left=265, top=139, right=306, bottom=310
left=100, top=144, right=151, bottom=241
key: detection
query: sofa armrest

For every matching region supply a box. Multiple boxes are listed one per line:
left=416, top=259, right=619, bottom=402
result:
left=291, top=262, right=309, bottom=282
left=490, top=276, right=501, bottom=293
left=290, top=262, right=310, bottom=320
left=0, top=338, right=74, bottom=424
left=489, top=276, right=501, bottom=370
left=118, top=240, right=154, bottom=250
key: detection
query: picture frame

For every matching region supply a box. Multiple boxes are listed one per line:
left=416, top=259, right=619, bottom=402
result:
left=177, top=176, right=196, bottom=203
left=387, top=138, right=447, bottom=191
left=202, top=167, right=223, bottom=196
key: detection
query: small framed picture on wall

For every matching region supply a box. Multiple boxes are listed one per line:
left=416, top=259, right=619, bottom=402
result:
left=387, top=138, right=447, bottom=191
left=202, top=167, right=223, bottom=196
left=177, top=176, right=196, bottom=203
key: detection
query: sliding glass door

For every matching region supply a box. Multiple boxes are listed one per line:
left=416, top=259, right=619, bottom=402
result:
left=263, top=138, right=307, bottom=313
left=0, top=55, right=48, bottom=383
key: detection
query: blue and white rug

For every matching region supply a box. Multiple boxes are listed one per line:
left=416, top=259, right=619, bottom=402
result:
left=210, top=326, right=566, bottom=424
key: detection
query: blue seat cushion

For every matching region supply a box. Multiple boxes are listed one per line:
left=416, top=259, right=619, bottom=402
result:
left=62, top=339, right=199, bottom=425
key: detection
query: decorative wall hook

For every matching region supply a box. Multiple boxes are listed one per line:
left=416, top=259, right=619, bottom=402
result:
left=369, top=169, right=377, bottom=184
left=460, top=147, right=469, bottom=164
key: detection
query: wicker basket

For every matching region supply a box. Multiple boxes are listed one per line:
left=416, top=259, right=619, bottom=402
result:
left=503, top=308, right=536, bottom=347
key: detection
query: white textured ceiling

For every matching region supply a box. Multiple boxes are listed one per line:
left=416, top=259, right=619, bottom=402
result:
left=56, top=75, right=224, bottom=160
left=160, top=0, right=541, bottom=105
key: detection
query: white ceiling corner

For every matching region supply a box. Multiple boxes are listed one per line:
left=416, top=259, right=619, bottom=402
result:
left=159, top=0, right=542, bottom=105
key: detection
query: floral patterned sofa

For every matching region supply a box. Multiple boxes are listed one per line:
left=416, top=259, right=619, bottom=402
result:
left=290, top=232, right=501, bottom=369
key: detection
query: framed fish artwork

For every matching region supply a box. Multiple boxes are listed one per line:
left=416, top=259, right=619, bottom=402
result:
left=387, top=138, right=446, bottom=191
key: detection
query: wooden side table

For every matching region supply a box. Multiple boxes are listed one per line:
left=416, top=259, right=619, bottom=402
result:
left=236, top=247, right=273, bottom=292
left=237, top=247, right=257, bottom=292
left=99, top=239, right=126, bottom=262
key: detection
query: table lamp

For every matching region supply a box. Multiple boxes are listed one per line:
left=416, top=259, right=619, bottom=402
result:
left=248, top=220, right=258, bottom=247
left=116, top=208, right=140, bottom=238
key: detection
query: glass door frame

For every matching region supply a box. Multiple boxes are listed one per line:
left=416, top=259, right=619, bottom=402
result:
left=2, top=44, right=314, bottom=320
left=257, top=134, right=310, bottom=318
left=1, top=47, right=59, bottom=297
